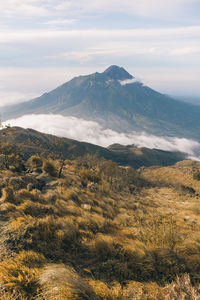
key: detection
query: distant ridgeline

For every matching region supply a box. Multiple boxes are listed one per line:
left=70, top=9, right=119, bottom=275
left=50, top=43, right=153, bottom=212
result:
left=1, top=65, right=200, bottom=140
left=0, top=127, right=187, bottom=168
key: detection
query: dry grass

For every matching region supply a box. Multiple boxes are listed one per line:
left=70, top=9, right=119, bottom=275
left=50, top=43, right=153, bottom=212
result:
left=39, top=264, right=99, bottom=300
left=0, top=252, right=41, bottom=299
left=0, top=154, right=200, bottom=299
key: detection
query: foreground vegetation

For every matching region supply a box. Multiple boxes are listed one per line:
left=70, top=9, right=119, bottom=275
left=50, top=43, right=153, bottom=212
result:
left=0, top=140, right=200, bottom=299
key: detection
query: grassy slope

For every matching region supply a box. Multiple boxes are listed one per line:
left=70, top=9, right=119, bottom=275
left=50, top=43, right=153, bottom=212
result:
left=0, top=145, right=200, bottom=299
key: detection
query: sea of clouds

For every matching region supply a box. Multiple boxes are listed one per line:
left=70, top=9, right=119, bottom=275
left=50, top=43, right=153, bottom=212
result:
left=2, top=114, right=200, bottom=160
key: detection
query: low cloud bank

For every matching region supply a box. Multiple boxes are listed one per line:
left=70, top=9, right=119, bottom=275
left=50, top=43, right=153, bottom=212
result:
left=3, top=114, right=200, bottom=160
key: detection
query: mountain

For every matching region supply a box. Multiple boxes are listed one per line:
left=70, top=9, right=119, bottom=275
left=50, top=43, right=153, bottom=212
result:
left=0, top=127, right=186, bottom=168
left=2, top=65, right=200, bottom=139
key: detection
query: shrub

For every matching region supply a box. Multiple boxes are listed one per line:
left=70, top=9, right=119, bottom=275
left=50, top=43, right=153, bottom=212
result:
left=98, top=180, right=110, bottom=196
left=0, top=146, right=25, bottom=172
left=79, top=169, right=101, bottom=184
left=43, top=160, right=57, bottom=177
left=28, top=155, right=43, bottom=169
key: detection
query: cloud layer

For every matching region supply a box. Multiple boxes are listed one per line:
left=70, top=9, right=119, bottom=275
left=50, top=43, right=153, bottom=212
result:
left=0, top=0, right=195, bottom=18
left=0, top=25, right=200, bottom=102
left=3, top=114, right=200, bottom=160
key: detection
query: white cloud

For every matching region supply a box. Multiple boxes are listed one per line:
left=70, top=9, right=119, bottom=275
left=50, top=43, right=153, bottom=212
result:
left=3, top=114, right=200, bottom=160
left=170, top=46, right=200, bottom=55
left=119, top=78, right=142, bottom=85
left=0, top=27, right=199, bottom=72
left=0, top=91, right=38, bottom=107
left=0, top=0, right=196, bottom=19
left=60, top=46, right=157, bottom=63
left=0, top=26, right=199, bottom=44
left=0, top=0, right=51, bottom=17
left=55, top=0, right=195, bottom=18
left=42, top=18, right=77, bottom=26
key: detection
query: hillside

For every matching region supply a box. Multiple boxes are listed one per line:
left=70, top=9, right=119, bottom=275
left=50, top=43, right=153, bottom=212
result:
left=0, top=136, right=200, bottom=299
left=2, top=65, right=200, bottom=140
left=141, top=159, right=200, bottom=194
left=0, top=127, right=187, bottom=168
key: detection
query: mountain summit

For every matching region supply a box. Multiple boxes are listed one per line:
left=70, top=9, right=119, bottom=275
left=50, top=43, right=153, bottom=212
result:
left=1, top=65, right=200, bottom=139
left=103, top=65, right=133, bottom=80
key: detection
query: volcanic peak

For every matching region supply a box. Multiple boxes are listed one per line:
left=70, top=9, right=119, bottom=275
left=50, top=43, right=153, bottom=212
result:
left=102, top=65, right=133, bottom=80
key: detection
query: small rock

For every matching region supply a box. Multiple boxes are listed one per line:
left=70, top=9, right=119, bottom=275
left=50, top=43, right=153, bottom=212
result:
left=82, top=204, right=91, bottom=211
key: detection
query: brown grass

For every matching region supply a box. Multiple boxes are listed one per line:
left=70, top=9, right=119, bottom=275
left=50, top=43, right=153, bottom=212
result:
left=0, top=153, right=200, bottom=299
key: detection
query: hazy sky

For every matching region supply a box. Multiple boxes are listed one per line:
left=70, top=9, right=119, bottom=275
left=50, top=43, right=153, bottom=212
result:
left=0, top=0, right=200, bottom=107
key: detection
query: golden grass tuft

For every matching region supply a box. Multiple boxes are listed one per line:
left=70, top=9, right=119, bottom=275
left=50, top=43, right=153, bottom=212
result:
left=17, top=200, right=53, bottom=217
left=1, top=187, right=15, bottom=204
left=0, top=253, right=40, bottom=299
left=39, top=264, right=98, bottom=300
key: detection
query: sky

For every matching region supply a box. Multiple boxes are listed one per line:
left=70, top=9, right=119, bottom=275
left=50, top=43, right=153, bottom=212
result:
left=0, top=0, right=200, bottom=107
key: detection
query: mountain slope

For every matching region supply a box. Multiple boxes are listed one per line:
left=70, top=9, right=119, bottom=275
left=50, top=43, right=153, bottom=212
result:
left=0, top=127, right=186, bottom=168
left=2, top=65, right=200, bottom=139
left=0, top=136, right=200, bottom=299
